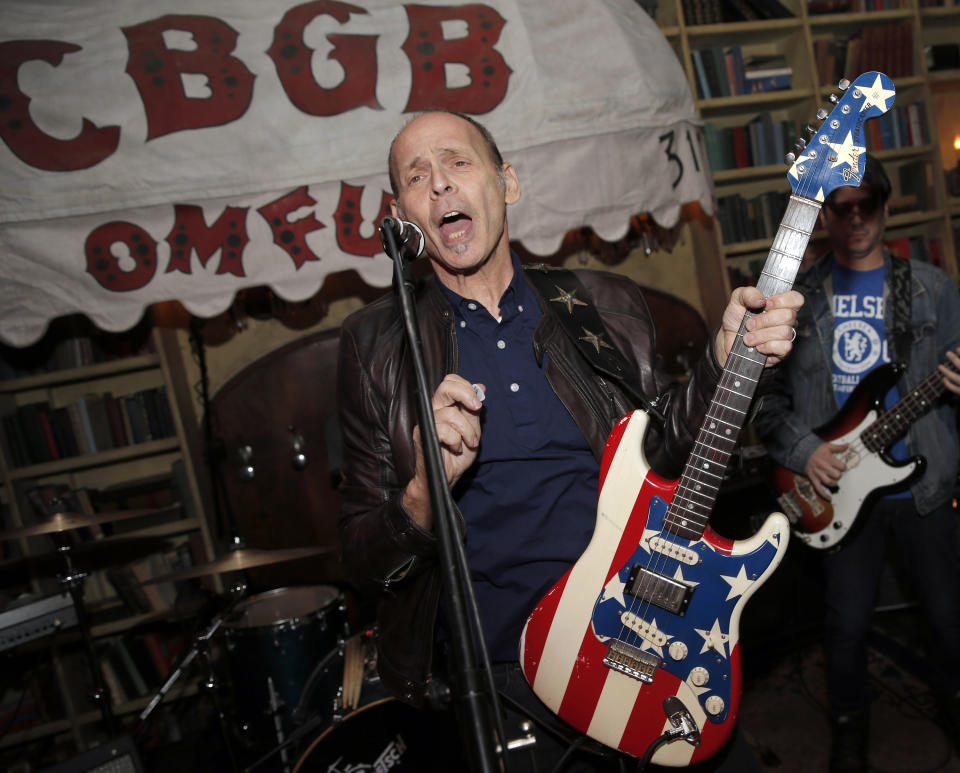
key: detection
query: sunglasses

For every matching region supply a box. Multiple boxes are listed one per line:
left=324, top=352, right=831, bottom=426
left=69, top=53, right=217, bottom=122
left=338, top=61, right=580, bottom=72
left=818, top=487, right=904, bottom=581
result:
left=825, top=196, right=883, bottom=219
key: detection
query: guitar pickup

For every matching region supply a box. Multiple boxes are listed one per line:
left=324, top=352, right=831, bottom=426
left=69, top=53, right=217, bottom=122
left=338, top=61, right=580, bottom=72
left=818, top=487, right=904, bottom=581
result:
left=603, top=638, right=660, bottom=684
left=626, top=565, right=693, bottom=616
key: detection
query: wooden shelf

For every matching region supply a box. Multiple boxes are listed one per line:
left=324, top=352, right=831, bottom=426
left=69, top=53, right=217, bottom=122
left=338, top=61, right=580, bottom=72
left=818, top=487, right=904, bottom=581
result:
left=0, top=325, right=217, bottom=760
left=668, top=0, right=960, bottom=280
left=0, top=354, right=161, bottom=393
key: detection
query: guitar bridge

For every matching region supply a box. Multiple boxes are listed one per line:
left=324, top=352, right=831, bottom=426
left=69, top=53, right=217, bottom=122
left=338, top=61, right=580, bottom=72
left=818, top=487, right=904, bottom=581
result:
left=603, top=639, right=660, bottom=683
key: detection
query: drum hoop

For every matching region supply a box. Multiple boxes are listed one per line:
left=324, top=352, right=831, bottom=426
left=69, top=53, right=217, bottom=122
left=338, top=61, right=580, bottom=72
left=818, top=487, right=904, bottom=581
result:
left=224, top=585, right=342, bottom=634
left=292, top=698, right=397, bottom=773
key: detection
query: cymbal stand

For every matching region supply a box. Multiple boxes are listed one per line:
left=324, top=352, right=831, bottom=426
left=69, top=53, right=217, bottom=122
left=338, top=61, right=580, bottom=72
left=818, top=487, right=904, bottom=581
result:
left=137, top=581, right=247, bottom=773
left=56, top=542, right=117, bottom=735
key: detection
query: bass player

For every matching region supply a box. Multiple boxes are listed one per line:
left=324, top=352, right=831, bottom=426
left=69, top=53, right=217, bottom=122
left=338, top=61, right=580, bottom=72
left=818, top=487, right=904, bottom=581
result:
left=752, top=152, right=960, bottom=773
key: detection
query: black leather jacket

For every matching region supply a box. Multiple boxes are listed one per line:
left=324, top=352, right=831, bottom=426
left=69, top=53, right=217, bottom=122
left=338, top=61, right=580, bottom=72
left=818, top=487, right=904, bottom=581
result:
left=336, top=264, right=723, bottom=706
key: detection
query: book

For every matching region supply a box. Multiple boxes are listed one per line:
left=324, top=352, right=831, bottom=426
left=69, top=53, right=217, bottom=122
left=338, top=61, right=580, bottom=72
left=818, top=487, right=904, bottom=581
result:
left=82, top=394, right=114, bottom=453
left=104, top=395, right=129, bottom=448
left=128, top=558, right=173, bottom=612
left=16, top=402, right=53, bottom=464
left=692, top=50, right=712, bottom=99
left=743, top=68, right=792, bottom=94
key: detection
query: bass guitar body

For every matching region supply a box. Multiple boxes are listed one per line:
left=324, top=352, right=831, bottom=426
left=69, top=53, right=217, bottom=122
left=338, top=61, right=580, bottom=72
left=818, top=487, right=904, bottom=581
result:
left=774, top=362, right=926, bottom=550
left=520, top=410, right=789, bottom=767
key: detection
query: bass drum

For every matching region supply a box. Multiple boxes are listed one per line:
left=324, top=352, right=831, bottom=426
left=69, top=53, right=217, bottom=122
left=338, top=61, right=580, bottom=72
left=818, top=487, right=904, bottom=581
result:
left=293, top=697, right=464, bottom=773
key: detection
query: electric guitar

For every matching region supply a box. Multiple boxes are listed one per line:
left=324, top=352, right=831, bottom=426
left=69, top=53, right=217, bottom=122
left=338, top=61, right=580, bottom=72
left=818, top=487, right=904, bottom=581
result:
left=773, top=356, right=958, bottom=551
left=519, top=72, right=895, bottom=767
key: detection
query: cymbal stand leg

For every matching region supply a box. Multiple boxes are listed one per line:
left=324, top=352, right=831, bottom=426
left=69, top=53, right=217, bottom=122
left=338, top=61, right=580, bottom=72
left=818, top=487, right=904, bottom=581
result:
left=199, top=642, right=241, bottom=773
left=58, top=544, right=117, bottom=735
left=137, top=583, right=247, bottom=772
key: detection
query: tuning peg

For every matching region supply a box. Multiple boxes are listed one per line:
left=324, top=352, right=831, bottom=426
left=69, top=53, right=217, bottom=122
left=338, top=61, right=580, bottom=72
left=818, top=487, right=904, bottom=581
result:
left=838, top=78, right=850, bottom=90
left=795, top=138, right=807, bottom=151
left=805, top=123, right=817, bottom=136
left=817, top=107, right=829, bottom=120
left=785, top=152, right=796, bottom=165
left=290, top=426, right=308, bottom=471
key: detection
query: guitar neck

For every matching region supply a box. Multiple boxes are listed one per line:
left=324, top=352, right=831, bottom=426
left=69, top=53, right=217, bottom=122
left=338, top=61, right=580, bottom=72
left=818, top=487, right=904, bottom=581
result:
left=862, top=358, right=959, bottom=452
left=665, top=195, right=822, bottom=541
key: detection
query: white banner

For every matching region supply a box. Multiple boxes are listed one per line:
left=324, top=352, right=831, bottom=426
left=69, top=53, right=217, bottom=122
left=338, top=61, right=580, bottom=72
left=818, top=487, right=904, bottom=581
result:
left=0, top=0, right=712, bottom=347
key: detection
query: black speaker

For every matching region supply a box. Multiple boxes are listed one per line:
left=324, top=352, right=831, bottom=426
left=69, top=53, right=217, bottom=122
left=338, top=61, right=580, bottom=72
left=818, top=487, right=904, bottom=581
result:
left=40, top=736, right=143, bottom=773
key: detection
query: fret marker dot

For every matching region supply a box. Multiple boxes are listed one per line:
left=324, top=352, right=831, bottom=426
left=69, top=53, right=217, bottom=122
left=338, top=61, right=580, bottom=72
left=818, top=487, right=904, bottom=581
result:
left=703, top=463, right=710, bottom=470
left=725, top=428, right=731, bottom=435
left=710, top=422, right=717, bottom=429
left=735, top=380, right=741, bottom=387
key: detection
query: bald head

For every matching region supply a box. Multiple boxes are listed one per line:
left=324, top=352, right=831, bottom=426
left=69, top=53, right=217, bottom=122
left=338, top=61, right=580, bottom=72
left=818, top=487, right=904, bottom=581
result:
left=388, top=110, right=505, bottom=196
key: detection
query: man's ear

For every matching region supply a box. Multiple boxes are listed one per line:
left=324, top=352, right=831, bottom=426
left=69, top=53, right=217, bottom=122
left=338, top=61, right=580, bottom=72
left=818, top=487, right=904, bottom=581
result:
left=502, top=162, right=521, bottom=206
left=817, top=208, right=828, bottom=229
left=389, top=199, right=400, bottom=218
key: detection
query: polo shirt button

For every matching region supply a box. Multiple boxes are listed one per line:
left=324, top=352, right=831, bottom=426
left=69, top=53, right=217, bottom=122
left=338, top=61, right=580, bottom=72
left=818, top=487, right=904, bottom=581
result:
left=497, top=340, right=506, bottom=349
left=467, top=302, right=477, bottom=311
left=510, top=383, right=519, bottom=392
left=518, top=305, right=524, bottom=312
left=460, top=320, right=466, bottom=328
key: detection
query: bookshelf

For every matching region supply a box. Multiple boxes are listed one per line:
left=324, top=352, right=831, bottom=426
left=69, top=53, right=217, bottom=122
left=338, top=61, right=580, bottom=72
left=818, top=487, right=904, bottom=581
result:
left=654, top=0, right=960, bottom=284
left=0, top=314, right=217, bottom=759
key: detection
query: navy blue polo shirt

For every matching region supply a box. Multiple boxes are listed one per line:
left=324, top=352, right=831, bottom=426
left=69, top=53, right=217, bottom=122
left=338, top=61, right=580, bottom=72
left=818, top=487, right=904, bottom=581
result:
left=437, top=255, right=601, bottom=661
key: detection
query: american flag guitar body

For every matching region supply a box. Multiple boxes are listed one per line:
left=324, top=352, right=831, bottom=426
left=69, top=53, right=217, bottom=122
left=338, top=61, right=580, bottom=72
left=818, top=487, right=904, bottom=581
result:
left=519, top=71, right=896, bottom=766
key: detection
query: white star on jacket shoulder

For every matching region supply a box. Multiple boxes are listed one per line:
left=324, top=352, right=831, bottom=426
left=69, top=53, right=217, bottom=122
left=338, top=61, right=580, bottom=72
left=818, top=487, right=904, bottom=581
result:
left=695, top=618, right=730, bottom=659
left=720, top=564, right=753, bottom=601
left=858, top=73, right=895, bottom=114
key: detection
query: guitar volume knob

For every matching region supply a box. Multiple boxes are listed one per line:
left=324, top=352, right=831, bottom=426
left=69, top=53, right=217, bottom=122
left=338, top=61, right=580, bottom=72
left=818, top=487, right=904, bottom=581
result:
left=668, top=641, right=689, bottom=661
left=704, top=695, right=725, bottom=716
left=689, top=666, right=709, bottom=686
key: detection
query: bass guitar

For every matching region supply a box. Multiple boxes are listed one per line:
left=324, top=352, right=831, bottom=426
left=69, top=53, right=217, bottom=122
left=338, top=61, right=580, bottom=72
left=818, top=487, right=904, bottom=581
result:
left=519, top=71, right=895, bottom=767
left=773, top=356, right=958, bottom=551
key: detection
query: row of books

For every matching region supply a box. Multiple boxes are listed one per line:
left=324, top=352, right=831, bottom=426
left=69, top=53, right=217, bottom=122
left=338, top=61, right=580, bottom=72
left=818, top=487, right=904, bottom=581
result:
left=2, top=386, right=176, bottom=468
left=807, top=0, right=905, bottom=13
left=885, top=235, right=947, bottom=269
left=866, top=103, right=929, bottom=152
left=813, top=23, right=914, bottom=86
left=717, top=190, right=791, bottom=245
left=0, top=315, right=154, bottom=381
left=704, top=114, right=799, bottom=171
left=692, top=47, right=792, bottom=100
left=682, top=0, right=793, bottom=25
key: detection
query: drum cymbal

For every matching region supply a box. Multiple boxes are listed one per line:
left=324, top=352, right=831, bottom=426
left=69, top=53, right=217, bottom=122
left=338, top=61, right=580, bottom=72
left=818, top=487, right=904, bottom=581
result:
left=141, top=546, right=334, bottom=584
left=0, top=535, right=174, bottom=582
left=0, top=504, right=182, bottom=542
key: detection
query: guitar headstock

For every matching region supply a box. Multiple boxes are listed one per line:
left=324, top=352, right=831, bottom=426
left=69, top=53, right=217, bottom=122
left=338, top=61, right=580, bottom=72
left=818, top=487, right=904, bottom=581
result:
left=787, top=71, right=895, bottom=202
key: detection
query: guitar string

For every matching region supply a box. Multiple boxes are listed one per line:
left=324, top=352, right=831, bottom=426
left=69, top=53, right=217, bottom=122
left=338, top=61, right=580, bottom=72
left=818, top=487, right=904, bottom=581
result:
left=610, top=88, right=860, bottom=671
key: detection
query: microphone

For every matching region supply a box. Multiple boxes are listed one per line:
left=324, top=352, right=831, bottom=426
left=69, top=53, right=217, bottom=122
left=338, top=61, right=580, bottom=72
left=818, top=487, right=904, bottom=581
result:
left=379, top=216, right=425, bottom=261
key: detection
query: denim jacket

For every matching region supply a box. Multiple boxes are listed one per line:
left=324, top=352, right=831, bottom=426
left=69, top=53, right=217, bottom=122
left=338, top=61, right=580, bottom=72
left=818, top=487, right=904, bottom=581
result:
left=752, top=250, right=960, bottom=514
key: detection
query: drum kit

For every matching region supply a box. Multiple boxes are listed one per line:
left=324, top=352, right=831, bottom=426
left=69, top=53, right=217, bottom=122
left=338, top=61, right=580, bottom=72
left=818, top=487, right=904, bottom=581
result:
left=0, top=508, right=464, bottom=772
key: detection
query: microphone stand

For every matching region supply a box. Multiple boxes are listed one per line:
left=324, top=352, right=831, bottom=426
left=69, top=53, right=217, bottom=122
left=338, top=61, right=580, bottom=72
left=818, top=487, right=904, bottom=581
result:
left=380, top=218, right=503, bottom=773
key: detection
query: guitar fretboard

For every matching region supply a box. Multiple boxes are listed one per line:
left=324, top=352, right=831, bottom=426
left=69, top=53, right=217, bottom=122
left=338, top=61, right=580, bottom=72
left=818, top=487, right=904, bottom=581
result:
left=862, top=359, right=959, bottom=452
left=665, top=196, right=822, bottom=541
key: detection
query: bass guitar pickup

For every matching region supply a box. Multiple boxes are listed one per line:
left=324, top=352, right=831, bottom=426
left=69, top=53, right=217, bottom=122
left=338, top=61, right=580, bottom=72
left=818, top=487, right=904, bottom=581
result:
left=626, top=564, right=693, bottom=616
